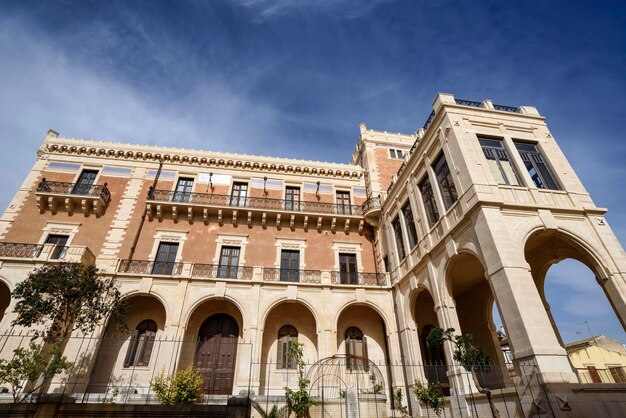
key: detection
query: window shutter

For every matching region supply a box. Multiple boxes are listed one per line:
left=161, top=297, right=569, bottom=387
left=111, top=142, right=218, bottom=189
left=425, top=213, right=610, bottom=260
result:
left=277, top=339, right=284, bottom=369
left=138, top=331, right=156, bottom=366
left=362, top=336, right=369, bottom=372
left=124, top=330, right=140, bottom=367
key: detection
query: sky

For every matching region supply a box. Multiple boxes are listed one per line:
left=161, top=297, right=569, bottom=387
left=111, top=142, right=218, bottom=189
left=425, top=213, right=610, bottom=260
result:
left=0, top=0, right=624, bottom=344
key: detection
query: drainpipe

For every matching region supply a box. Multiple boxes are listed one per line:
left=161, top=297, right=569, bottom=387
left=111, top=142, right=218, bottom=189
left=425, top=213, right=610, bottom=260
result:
left=127, top=159, right=163, bottom=261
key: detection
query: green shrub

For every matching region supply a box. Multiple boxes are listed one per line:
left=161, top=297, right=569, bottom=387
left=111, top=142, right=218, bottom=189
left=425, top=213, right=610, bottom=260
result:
left=151, top=366, right=204, bottom=405
left=412, top=381, right=445, bottom=417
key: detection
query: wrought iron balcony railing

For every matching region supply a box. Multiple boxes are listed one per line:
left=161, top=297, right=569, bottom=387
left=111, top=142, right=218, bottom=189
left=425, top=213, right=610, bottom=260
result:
left=0, top=242, right=44, bottom=258
left=361, top=196, right=381, bottom=214
left=330, top=271, right=386, bottom=286
left=191, top=264, right=253, bottom=280
left=118, top=260, right=184, bottom=276
left=262, top=268, right=322, bottom=283
left=37, top=178, right=111, bottom=204
left=147, top=188, right=362, bottom=216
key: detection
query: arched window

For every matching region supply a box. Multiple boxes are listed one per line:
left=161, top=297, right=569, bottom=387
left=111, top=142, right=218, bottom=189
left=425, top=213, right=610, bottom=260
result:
left=345, top=326, right=368, bottom=371
left=277, top=325, right=298, bottom=369
left=124, top=319, right=157, bottom=367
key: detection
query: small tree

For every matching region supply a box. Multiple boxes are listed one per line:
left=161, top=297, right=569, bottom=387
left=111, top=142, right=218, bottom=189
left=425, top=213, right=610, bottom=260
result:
left=427, top=327, right=500, bottom=418
left=392, top=388, right=409, bottom=416
left=151, top=366, right=204, bottom=405
left=412, top=381, right=445, bottom=417
left=284, top=341, right=317, bottom=418
left=9, top=263, right=127, bottom=392
left=0, top=342, right=71, bottom=402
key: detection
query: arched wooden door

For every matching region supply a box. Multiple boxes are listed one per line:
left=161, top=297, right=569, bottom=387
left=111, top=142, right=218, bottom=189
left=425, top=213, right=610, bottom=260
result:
left=195, top=314, right=239, bottom=394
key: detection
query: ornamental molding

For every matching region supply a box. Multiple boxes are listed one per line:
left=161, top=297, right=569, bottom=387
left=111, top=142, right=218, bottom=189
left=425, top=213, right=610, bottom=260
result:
left=41, top=137, right=364, bottom=180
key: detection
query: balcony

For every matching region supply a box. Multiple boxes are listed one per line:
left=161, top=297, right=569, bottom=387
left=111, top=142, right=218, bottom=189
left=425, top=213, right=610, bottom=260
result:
left=146, top=189, right=365, bottom=232
left=118, top=259, right=184, bottom=276
left=361, top=196, right=382, bottom=227
left=115, top=260, right=388, bottom=287
left=0, top=242, right=95, bottom=265
left=330, top=271, right=386, bottom=286
left=192, top=264, right=253, bottom=280
left=36, top=178, right=111, bottom=216
left=262, top=268, right=322, bottom=284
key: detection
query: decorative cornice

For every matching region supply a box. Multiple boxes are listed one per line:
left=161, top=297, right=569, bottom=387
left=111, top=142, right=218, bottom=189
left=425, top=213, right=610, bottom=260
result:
left=41, top=137, right=364, bottom=180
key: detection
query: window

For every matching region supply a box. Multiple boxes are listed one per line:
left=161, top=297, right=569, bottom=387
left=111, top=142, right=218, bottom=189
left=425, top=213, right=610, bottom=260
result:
left=124, top=319, right=157, bottom=367
left=392, top=216, right=406, bottom=260
left=218, top=246, right=240, bottom=279
left=478, top=138, right=521, bottom=186
left=339, top=253, right=358, bottom=284
left=609, top=366, right=626, bottom=383
left=345, top=327, right=368, bottom=371
left=45, top=234, right=68, bottom=260
left=152, top=242, right=179, bottom=275
left=277, top=325, right=298, bottom=369
left=383, top=256, right=390, bottom=273
left=514, top=142, right=559, bottom=190
left=586, top=365, right=602, bottom=383
left=230, top=182, right=248, bottom=207
left=285, top=187, right=300, bottom=211
left=402, top=202, right=418, bottom=249
left=419, top=176, right=440, bottom=228
left=173, top=177, right=194, bottom=203
left=336, top=191, right=352, bottom=215
left=433, top=153, right=458, bottom=209
left=72, top=169, right=98, bottom=195
left=389, top=149, right=405, bottom=159
left=280, top=250, right=300, bottom=282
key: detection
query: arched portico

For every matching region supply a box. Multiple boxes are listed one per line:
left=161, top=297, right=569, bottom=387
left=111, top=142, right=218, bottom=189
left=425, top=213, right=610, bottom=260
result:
left=87, top=294, right=167, bottom=394
left=259, top=301, right=318, bottom=395
left=446, top=253, right=508, bottom=389
left=180, top=298, right=245, bottom=395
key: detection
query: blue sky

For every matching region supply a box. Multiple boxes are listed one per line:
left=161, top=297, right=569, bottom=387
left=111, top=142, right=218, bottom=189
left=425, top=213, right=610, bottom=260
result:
left=0, top=0, right=624, bottom=344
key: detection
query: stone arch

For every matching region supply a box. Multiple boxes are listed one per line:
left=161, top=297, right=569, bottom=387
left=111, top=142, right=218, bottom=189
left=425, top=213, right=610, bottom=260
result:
left=259, top=301, right=318, bottom=394
left=178, top=298, right=246, bottom=395
left=87, top=294, right=167, bottom=394
left=119, top=289, right=171, bottom=327
left=260, top=296, right=321, bottom=334
left=181, top=295, right=246, bottom=338
left=445, top=252, right=508, bottom=389
left=0, top=278, right=11, bottom=325
left=524, top=228, right=625, bottom=338
left=334, top=300, right=391, bottom=333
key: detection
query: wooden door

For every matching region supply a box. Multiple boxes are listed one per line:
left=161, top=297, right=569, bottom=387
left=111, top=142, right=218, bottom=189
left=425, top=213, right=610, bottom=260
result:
left=195, top=314, right=239, bottom=394
left=339, top=253, right=357, bottom=284
left=280, top=250, right=300, bottom=282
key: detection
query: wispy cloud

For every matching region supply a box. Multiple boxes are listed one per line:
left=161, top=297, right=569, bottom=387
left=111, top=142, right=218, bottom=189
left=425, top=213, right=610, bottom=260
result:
left=230, top=0, right=395, bottom=20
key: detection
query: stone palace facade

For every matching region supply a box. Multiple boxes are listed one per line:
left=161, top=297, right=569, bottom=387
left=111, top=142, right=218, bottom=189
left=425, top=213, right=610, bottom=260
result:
left=0, top=93, right=624, bottom=416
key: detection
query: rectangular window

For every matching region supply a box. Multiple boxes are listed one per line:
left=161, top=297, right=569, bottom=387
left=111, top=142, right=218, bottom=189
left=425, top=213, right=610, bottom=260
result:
left=336, top=191, right=352, bottom=215
left=45, top=234, right=69, bottom=260
left=173, top=177, right=194, bottom=203
left=339, top=253, right=358, bottom=284
left=392, top=216, right=406, bottom=260
left=285, top=186, right=300, bottom=211
left=152, top=242, right=179, bottom=275
left=478, top=138, right=521, bottom=186
left=514, top=142, right=559, bottom=190
left=389, top=149, right=405, bottom=159
left=419, top=176, right=440, bottom=228
left=230, top=182, right=248, bottom=207
left=280, top=250, right=300, bottom=282
left=218, top=246, right=240, bottom=279
left=433, top=152, right=458, bottom=209
left=72, top=169, right=98, bottom=195
left=402, top=202, right=418, bottom=249
left=586, top=365, right=602, bottom=383
left=609, top=366, right=626, bottom=383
